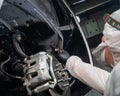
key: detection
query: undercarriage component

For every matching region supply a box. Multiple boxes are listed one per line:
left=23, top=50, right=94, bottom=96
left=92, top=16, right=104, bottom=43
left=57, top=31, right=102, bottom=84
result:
left=24, top=52, right=70, bottom=96
left=0, top=0, right=96, bottom=95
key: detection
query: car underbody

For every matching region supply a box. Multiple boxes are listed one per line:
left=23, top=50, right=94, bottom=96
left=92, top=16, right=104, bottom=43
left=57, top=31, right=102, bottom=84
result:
left=0, top=0, right=119, bottom=96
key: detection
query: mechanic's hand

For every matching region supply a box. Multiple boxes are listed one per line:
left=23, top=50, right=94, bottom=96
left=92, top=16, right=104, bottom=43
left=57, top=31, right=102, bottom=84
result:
left=56, top=49, right=70, bottom=64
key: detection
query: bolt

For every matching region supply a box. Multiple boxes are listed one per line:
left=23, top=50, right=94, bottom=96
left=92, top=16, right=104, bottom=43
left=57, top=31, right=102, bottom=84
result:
left=53, top=68, right=60, bottom=72
left=63, top=83, right=69, bottom=87
left=56, top=63, right=61, bottom=67
left=58, top=79, right=63, bottom=82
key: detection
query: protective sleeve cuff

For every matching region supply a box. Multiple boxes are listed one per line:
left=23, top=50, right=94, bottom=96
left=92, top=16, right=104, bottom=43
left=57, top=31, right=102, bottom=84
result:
left=65, top=56, right=83, bottom=74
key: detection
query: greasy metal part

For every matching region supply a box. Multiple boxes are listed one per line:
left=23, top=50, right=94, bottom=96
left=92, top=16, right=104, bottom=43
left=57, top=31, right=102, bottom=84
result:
left=0, top=18, right=12, bottom=30
left=3, top=0, right=64, bottom=49
left=59, top=22, right=75, bottom=31
left=0, top=56, right=23, bottom=80
left=24, top=52, right=57, bottom=95
left=24, top=51, right=70, bottom=96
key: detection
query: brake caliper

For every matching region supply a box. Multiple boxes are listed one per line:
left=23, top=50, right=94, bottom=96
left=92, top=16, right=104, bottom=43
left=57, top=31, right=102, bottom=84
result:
left=24, top=52, right=70, bottom=95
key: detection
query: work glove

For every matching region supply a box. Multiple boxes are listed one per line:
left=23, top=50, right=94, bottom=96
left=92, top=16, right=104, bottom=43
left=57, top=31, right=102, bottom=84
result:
left=56, top=49, right=70, bottom=64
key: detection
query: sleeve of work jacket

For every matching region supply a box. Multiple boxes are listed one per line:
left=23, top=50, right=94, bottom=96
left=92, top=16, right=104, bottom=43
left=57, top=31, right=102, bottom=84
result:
left=66, top=56, right=110, bottom=94
left=104, top=62, right=120, bottom=96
